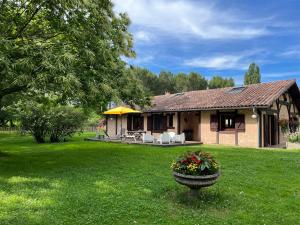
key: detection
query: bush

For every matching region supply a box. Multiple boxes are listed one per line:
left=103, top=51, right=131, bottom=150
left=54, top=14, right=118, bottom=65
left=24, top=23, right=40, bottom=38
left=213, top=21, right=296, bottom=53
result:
left=20, top=104, right=87, bottom=143
left=49, top=106, right=87, bottom=142
left=20, top=104, right=51, bottom=143
left=171, top=151, right=219, bottom=176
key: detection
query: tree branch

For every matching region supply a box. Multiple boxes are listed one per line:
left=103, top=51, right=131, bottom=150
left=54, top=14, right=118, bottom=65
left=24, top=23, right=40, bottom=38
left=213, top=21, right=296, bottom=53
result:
left=15, top=3, right=43, bottom=38
left=0, top=85, right=27, bottom=99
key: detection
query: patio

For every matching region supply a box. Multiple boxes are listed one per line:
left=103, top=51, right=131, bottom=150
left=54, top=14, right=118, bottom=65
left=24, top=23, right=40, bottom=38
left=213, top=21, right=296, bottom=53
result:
left=84, top=137, right=202, bottom=147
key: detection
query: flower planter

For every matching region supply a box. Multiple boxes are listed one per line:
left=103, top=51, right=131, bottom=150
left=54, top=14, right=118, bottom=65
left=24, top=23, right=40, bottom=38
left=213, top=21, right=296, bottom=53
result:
left=173, top=171, right=220, bottom=189
left=173, top=171, right=220, bottom=196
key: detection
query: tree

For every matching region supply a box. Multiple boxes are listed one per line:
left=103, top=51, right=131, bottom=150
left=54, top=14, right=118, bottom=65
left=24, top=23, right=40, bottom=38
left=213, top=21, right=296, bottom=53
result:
left=158, top=71, right=176, bottom=94
left=244, top=63, right=261, bottom=85
left=174, top=73, right=188, bottom=92
left=186, top=72, right=207, bottom=91
left=208, top=76, right=235, bottom=89
left=0, top=0, right=136, bottom=115
left=129, top=66, right=160, bottom=96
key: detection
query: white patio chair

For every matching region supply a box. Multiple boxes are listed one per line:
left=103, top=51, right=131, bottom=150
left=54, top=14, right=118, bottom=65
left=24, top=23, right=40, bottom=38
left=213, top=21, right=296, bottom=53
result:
left=157, top=133, right=171, bottom=144
left=174, top=133, right=185, bottom=144
left=168, top=132, right=176, bottom=142
left=142, top=133, right=154, bottom=143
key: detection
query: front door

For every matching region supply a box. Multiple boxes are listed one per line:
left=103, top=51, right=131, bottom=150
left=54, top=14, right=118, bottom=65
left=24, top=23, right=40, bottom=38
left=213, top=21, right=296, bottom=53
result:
left=263, top=114, right=278, bottom=147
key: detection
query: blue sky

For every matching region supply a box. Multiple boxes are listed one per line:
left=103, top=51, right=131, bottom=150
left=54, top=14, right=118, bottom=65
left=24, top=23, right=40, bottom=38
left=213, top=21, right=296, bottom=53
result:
left=114, top=0, right=300, bottom=85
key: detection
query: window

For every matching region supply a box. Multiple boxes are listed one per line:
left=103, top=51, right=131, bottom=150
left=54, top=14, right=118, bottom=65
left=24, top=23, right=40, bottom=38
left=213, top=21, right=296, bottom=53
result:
left=127, top=115, right=143, bottom=131
left=220, top=113, right=235, bottom=131
left=153, top=114, right=165, bottom=131
left=167, top=114, right=174, bottom=128
left=227, top=86, right=246, bottom=94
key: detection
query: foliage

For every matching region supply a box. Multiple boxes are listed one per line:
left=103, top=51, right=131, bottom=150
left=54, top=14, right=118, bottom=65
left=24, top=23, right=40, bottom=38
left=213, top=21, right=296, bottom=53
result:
left=171, top=151, right=219, bottom=175
left=208, top=76, right=235, bottom=89
left=0, top=0, right=136, bottom=114
left=130, top=67, right=212, bottom=95
left=20, top=103, right=51, bottom=143
left=288, top=131, right=300, bottom=143
left=129, top=66, right=160, bottom=96
left=119, top=68, right=151, bottom=107
left=186, top=72, right=208, bottom=91
left=48, top=106, right=88, bottom=143
left=279, top=119, right=289, bottom=134
left=244, top=63, right=261, bottom=85
left=158, top=71, right=176, bottom=94
left=20, top=103, right=87, bottom=143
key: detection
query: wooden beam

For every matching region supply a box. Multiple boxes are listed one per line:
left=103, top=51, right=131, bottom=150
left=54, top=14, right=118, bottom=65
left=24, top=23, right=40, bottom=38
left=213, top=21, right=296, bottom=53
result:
left=198, top=111, right=201, bottom=142
left=178, top=112, right=181, bottom=134
left=235, top=109, right=238, bottom=146
left=278, top=100, right=290, bottom=106
left=262, top=108, right=278, bottom=115
left=216, top=110, right=219, bottom=144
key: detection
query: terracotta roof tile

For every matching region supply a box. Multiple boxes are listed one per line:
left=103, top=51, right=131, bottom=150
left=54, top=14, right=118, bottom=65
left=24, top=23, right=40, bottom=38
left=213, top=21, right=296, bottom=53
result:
left=144, top=80, right=297, bottom=112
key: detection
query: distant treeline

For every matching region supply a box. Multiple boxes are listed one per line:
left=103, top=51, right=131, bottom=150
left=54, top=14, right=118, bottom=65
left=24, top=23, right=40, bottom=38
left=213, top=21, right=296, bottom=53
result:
left=128, top=66, right=235, bottom=96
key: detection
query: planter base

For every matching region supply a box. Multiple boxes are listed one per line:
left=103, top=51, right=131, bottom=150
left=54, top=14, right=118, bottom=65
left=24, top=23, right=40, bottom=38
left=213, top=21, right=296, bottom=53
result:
left=173, top=171, right=220, bottom=190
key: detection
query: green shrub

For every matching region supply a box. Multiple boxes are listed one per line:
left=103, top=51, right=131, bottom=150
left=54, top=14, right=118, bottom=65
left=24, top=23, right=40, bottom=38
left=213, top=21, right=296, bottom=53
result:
left=20, top=103, right=87, bottom=143
left=49, top=106, right=87, bottom=143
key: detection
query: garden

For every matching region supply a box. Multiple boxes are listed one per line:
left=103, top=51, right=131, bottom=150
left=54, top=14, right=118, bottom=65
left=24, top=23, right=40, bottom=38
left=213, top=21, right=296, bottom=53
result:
left=1, top=132, right=300, bottom=225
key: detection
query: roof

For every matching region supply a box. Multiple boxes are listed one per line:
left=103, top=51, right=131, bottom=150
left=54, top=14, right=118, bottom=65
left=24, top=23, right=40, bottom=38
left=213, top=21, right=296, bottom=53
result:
left=144, top=80, right=300, bottom=112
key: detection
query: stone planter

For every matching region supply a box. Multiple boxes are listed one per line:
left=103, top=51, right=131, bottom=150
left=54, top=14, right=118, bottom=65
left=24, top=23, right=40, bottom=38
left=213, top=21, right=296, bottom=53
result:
left=286, top=142, right=300, bottom=149
left=173, top=171, right=220, bottom=196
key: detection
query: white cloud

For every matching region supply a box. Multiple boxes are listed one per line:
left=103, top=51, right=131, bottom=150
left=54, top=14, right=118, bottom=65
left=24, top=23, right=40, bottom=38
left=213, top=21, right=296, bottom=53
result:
left=134, top=31, right=154, bottom=42
left=183, top=50, right=264, bottom=70
left=281, top=47, right=300, bottom=58
left=263, top=71, right=300, bottom=78
left=114, top=0, right=269, bottom=40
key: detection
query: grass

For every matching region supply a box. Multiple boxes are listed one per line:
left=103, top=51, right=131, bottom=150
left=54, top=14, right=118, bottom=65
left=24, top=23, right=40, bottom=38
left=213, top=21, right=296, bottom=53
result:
left=0, top=132, right=300, bottom=225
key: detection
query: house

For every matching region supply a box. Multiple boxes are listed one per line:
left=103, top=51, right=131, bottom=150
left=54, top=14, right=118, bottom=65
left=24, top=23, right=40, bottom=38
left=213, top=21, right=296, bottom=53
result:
left=106, top=80, right=300, bottom=148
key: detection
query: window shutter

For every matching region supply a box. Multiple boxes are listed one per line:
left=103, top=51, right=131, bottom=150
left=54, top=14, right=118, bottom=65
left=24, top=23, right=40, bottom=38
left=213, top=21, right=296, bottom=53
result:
left=210, top=114, right=218, bottom=131
left=235, top=114, right=245, bottom=132
left=147, top=115, right=153, bottom=131
left=163, top=115, right=168, bottom=131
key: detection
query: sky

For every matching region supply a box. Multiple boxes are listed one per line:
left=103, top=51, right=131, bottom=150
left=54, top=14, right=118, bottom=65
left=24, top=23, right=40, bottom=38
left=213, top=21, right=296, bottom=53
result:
left=114, top=0, right=300, bottom=85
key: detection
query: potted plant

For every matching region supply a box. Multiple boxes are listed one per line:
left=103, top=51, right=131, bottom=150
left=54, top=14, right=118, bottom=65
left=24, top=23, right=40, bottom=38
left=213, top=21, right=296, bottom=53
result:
left=171, top=151, right=220, bottom=196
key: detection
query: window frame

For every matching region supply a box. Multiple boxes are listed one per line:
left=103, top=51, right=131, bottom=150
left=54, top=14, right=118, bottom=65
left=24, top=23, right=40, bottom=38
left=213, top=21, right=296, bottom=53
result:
left=153, top=114, right=166, bottom=132
left=167, top=113, right=174, bottom=129
left=219, top=112, right=236, bottom=132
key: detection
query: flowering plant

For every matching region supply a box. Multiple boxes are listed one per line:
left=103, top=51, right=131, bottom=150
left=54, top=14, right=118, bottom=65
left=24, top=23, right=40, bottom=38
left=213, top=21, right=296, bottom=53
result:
left=171, top=151, right=219, bottom=176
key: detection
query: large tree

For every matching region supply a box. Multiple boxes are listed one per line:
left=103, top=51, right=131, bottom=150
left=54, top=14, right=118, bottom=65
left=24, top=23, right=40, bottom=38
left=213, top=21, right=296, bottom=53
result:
left=244, top=63, right=261, bottom=85
left=186, top=72, right=207, bottom=91
left=0, top=0, right=136, bottom=120
left=174, top=72, right=188, bottom=92
left=158, top=71, right=176, bottom=94
left=208, top=76, right=235, bottom=89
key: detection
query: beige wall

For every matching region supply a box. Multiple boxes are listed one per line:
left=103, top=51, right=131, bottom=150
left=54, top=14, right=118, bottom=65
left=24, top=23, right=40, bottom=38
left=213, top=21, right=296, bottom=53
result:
left=200, top=109, right=259, bottom=148
left=237, top=109, right=259, bottom=147
left=106, top=115, right=127, bottom=136
left=201, top=111, right=217, bottom=144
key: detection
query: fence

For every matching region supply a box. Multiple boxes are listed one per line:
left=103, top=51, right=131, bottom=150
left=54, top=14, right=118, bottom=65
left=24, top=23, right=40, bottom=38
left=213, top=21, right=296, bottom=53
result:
left=0, top=127, right=97, bottom=133
left=0, top=127, right=20, bottom=133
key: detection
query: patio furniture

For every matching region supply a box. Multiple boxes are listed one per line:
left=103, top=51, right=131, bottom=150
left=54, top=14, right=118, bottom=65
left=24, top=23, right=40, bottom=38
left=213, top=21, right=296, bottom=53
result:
left=168, top=131, right=176, bottom=142
left=157, top=133, right=171, bottom=144
left=125, top=133, right=136, bottom=142
left=142, top=133, right=155, bottom=143
left=174, top=133, right=185, bottom=144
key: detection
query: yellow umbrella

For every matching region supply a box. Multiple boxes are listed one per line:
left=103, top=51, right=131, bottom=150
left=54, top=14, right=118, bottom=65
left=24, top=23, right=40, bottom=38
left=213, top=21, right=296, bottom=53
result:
left=103, top=106, right=140, bottom=115
left=103, top=106, right=141, bottom=137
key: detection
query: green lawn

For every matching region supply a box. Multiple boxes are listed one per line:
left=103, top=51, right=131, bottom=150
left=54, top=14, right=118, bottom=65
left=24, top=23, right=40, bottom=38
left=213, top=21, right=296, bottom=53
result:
left=0, top=133, right=300, bottom=225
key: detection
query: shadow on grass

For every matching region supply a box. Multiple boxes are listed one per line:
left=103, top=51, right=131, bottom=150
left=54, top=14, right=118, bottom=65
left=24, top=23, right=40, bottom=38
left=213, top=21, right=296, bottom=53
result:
left=0, top=151, right=9, bottom=157
left=159, top=185, right=234, bottom=210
